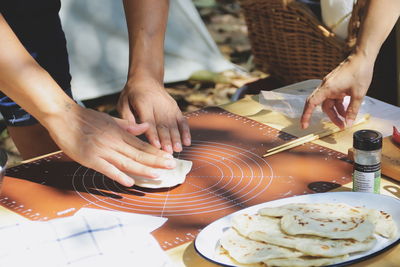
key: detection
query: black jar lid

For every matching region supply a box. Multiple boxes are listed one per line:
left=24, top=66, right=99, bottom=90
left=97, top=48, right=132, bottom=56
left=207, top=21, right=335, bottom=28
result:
left=353, top=130, right=382, bottom=151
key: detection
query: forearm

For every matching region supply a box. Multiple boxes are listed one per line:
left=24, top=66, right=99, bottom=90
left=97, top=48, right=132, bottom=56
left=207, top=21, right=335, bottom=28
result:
left=123, top=0, right=169, bottom=83
left=0, top=15, right=76, bottom=127
left=354, top=0, right=400, bottom=60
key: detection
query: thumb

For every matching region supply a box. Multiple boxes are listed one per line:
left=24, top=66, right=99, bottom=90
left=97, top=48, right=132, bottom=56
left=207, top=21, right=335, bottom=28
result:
left=118, top=99, right=136, bottom=124
left=126, top=122, right=149, bottom=136
left=114, top=118, right=149, bottom=135
left=345, top=96, right=363, bottom=127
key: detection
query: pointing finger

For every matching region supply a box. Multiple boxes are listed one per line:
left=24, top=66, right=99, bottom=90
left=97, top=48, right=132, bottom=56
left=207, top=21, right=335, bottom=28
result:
left=301, top=88, right=326, bottom=129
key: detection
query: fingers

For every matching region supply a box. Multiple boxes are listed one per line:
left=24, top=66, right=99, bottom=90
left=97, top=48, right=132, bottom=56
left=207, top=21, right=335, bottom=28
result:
left=168, top=121, right=182, bottom=152
left=117, top=137, right=176, bottom=169
left=158, top=116, right=191, bottom=153
left=145, top=121, right=162, bottom=149
left=120, top=87, right=191, bottom=152
left=126, top=122, right=149, bottom=136
left=334, top=99, right=346, bottom=118
left=156, top=124, right=173, bottom=154
left=301, top=87, right=326, bottom=129
left=136, top=111, right=180, bottom=154
left=118, top=98, right=136, bottom=123
left=106, top=150, right=173, bottom=178
left=90, top=158, right=135, bottom=187
left=345, top=95, right=363, bottom=127
left=122, top=131, right=172, bottom=158
left=115, top=118, right=149, bottom=135
left=322, top=100, right=345, bottom=129
left=85, top=131, right=177, bottom=187
left=178, top=116, right=191, bottom=146
left=147, top=116, right=190, bottom=153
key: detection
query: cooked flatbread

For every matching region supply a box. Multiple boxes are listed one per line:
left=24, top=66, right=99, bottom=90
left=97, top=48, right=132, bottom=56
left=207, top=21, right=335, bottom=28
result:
left=362, top=208, right=398, bottom=239
left=216, top=203, right=395, bottom=267
left=375, top=210, right=398, bottom=239
left=259, top=203, right=375, bottom=241
left=280, top=212, right=374, bottom=241
left=259, top=203, right=365, bottom=218
left=215, top=246, right=264, bottom=267
left=264, top=255, right=348, bottom=267
left=130, top=159, right=192, bottom=188
left=220, top=228, right=303, bottom=264
left=233, top=214, right=376, bottom=257
left=260, top=203, right=397, bottom=240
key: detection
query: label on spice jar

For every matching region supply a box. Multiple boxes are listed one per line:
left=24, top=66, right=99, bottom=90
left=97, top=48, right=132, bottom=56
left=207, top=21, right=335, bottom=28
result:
left=352, top=163, right=381, bottom=193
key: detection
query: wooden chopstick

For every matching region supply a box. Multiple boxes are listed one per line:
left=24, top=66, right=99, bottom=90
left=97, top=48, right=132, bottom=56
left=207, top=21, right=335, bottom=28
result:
left=265, top=128, right=332, bottom=153
left=262, top=114, right=370, bottom=157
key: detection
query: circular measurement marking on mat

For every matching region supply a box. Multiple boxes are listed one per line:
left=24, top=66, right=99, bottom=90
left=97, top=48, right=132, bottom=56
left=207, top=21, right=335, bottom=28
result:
left=71, top=140, right=274, bottom=216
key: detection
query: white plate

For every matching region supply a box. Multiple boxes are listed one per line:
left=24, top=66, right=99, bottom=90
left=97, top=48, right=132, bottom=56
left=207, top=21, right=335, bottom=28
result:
left=194, top=192, right=400, bottom=267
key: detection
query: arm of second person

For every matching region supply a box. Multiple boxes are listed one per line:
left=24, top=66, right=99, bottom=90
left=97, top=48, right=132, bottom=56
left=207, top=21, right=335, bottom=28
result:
left=301, top=0, right=400, bottom=129
left=0, top=14, right=176, bottom=187
left=117, top=0, right=191, bottom=154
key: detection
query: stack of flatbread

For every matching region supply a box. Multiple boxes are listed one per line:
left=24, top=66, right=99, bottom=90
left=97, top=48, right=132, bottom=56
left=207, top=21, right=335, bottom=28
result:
left=217, top=203, right=397, bottom=267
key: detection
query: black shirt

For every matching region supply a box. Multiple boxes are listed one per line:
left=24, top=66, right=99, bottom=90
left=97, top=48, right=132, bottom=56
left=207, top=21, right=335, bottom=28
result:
left=1, top=0, right=72, bottom=90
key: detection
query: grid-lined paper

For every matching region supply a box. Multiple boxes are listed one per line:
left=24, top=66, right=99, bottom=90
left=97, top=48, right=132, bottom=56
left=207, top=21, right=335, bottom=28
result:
left=0, top=209, right=170, bottom=267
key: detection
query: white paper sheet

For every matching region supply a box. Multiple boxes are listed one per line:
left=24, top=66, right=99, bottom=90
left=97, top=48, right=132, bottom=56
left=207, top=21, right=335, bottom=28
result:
left=259, top=79, right=400, bottom=137
left=0, top=208, right=171, bottom=267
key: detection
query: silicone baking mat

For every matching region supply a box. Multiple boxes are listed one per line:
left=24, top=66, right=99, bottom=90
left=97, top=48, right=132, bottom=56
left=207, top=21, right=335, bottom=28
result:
left=0, top=107, right=353, bottom=249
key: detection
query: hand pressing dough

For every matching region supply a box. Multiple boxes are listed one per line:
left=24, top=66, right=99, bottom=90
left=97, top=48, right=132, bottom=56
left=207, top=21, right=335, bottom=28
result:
left=130, top=159, right=192, bottom=189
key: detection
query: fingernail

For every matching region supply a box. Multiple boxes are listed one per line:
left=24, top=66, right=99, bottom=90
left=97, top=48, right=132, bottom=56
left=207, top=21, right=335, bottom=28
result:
left=162, top=153, right=173, bottom=159
left=150, top=171, right=160, bottom=178
left=124, top=177, right=134, bottom=187
left=154, top=140, right=161, bottom=148
left=165, top=159, right=177, bottom=169
left=346, top=119, right=354, bottom=128
left=174, top=142, right=182, bottom=152
left=184, top=137, right=191, bottom=146
left=165, top=145, right=173, bottom=154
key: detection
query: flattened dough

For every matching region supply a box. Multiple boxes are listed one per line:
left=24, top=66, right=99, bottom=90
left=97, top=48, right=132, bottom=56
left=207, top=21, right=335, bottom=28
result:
left=259, top=203, right=375, bottom=241
left=362, top=208, right=398, bottom=239
left=233, top=214, right=375, bottom=257
left=220, top=228, right=303, bottom=264
left=129, top=159, right=192, bottom=188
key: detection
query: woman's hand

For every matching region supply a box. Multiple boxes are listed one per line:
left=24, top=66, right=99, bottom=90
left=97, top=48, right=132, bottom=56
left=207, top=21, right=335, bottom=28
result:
left=301, top=53, right=375, bottom=129
left=117, top=77, right=191, bottom=154
left=43, top=103, right=177, bottom=187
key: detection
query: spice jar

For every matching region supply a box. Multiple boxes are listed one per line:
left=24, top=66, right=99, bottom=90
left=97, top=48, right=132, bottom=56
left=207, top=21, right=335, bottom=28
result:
left=352, top=130, right=383, bottom=193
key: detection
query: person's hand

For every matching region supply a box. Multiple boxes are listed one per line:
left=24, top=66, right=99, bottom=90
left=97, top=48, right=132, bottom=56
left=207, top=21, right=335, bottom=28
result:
left=43, top=104, right=177, bottom=187
left=301, top=53, right=375, bottom=129
left=117, top=77, right=191, bottom=154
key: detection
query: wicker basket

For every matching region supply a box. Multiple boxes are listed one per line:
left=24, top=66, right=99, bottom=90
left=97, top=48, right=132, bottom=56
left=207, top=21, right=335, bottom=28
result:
left=239, top=0, right=367, bottom=84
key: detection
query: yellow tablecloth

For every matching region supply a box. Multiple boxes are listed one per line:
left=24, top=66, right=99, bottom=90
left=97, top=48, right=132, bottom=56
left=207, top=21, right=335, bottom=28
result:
left=167, top=96, right=400, bottom=267
left=0, top=95, right=399, bottom=266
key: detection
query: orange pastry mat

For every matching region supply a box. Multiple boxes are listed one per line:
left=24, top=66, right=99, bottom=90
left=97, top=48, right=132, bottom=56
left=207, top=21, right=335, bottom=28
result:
left=0, top=107, right=353, bottom=250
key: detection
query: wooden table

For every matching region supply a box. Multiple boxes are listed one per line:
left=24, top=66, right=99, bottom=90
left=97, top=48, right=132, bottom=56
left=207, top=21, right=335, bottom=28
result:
left=167, top=95, right=400, bottom=266
left=0, top=94, right=399, bottom=266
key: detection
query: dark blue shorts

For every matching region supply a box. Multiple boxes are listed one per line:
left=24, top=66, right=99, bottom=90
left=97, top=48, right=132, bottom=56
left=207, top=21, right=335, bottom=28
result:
left=0, top=0, right=73, bottom=126
left=0, top=88, right=74, bottom=127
